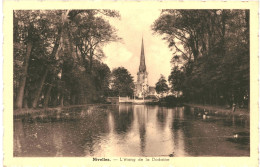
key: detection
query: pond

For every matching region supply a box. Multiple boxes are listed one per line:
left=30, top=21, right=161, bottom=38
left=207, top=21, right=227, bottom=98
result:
left=14, top=104, right=250, bottom=157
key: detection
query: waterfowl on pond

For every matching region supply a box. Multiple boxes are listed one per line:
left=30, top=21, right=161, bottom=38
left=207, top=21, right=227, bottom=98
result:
left=203, top=114, right=207, bottom=119
left=227, top=131, right=250, bottom=145
left=169, top=152, right=174, bottom=157
left=233, top=132, right=249, bottom=138
left=32, top=132, right=38, bottom=138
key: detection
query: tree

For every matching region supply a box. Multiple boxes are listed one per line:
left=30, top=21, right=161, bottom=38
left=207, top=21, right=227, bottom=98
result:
left=13, top=10, right=120, bottom=109
left=153, top=10, right=249, bottom=107
left=71, top=10, right=120, bottom=74
left=155, top=75, right=169, bottom=97
left=168, top=67, right=184, bottom=93
left=14, top=10, right=63, bottom=109
left=110, top=67, right=134, bottom=97
left=91, top=60, right=111, bottom=99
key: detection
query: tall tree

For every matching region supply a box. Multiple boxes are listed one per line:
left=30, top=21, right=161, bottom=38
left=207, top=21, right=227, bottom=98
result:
left=13, top=10, right=120, bottom=109
left=14, top=10, right=62, bottom=109
left=71, top=10, right=120, bottom=74
left=155, top=75, right=169, bottom=97
left=168, top=67, right=184, bottom=93
left=153, top=10, right=249, bottom=106
left=31, top=10, right=70, bottom=108
left=110, top=67, right=135, bottom=97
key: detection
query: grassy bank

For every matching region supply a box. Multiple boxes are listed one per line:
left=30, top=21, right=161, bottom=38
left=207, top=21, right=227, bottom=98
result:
left=13, top=104, right=108, bottom=116
left=184, top=103, right=249, bottom=117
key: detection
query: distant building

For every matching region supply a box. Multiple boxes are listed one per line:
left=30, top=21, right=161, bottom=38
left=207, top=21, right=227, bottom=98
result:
left=135, top=38, right=159, bottom=99
left=135, top=38, right=149, bottom=98
left=148, top=87, right=157, bottom=96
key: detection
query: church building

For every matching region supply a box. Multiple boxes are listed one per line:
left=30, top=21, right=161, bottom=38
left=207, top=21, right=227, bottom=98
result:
left=135, top=38, right=150, bottom=98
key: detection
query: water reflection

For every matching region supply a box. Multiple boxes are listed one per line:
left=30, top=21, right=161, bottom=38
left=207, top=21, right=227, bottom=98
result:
left=156, top=107, right=168, bottom=130
left=113, top=105, right=134, bottom=134
left=135, top=105, right=148, bottom=155
left=14, top=104, right=250, bottom=157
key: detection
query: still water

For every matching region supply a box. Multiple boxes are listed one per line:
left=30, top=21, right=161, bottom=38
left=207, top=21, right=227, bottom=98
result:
left=14, top=104, right=249, bottom=157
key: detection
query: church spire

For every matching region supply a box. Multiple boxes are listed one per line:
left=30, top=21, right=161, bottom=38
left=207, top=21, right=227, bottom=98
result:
left=139, top=37, right=146, bottom=72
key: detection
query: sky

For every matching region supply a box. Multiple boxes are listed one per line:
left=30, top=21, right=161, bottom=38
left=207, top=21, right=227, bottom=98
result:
left=103, top=9, right=173, bottom=86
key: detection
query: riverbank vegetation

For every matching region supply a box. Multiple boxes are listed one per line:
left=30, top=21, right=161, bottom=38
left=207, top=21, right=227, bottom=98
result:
left=13, top=10, right=126, bottom=110
left=158, top=95, right=184, bottom=107
left=153, top=10, right=249, bottom=108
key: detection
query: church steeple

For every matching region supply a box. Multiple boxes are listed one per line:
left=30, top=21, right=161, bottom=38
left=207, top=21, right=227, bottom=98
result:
left=136, top=37, right=149, bottom=98
left=139, top=37, right=146, bottom=72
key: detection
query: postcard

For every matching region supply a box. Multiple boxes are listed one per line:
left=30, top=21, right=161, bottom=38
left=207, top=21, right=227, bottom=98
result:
left=3, top=1, right=259, bottom=167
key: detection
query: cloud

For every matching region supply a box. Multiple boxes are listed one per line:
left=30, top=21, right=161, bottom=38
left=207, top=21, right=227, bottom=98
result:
left=103, top=43, right=133, bottom=69
left=146, top=38, right=173, bottom=86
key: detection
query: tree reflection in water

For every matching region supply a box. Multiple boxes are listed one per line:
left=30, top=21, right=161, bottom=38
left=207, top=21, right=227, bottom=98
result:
left=14, top=104, right=249, bottom=157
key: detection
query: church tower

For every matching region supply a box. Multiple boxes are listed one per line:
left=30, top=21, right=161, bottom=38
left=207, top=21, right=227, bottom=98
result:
left=135, top=38, right=149, bottom=98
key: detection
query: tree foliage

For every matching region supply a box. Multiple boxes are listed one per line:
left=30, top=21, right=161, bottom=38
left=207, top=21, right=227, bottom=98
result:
left=153, top=10, right=249, bottom=107
left=110, top=67, right=135, bottom=97
left=13, top=10, right=120, bottom=109
left=155, top=75, right=169, bottom=96
left=168, top=66, right=184, bottom=92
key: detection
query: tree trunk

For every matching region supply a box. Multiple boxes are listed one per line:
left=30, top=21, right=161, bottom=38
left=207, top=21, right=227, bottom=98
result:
left=60, top=94, right=64, bottom=107
left=15, top=42, right=33, bottom=109
left=32, top=69, right=48, bottom=108
left=209, top=91, right=212, bottom=105
left=30, top=11, right=70, bottom=108
left=71, top=94, right=76, bottom=105
left=44, top=85, right=52, bottom=108
left=23, top=88, right=28, bottom=109
left=75, top=95, right=79, bottom=105
left=53, top=94, right=58, bottom=107
left=215, top=91, right=218, bottom=105
left=89, top=49, right=94, bottom=74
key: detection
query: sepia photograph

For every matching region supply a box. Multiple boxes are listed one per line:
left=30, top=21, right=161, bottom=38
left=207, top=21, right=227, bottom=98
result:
left=3, top=1, right=259, bottom=167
